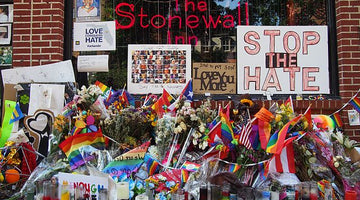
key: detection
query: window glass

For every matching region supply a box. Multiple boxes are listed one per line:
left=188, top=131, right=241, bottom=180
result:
left=92, top=0, right=328, bottom=90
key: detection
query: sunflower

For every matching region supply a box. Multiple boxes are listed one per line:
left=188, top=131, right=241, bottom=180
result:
left=240, top=98, right=254, bottom=107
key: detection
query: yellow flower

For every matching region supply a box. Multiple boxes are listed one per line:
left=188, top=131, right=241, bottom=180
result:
left=275, top=114, right=282, bottom=122
left=240, top=99, right=254, bottom=107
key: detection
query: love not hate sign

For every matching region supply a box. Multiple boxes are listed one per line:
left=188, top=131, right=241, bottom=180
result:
left=237, top=26, right=329, bottom=95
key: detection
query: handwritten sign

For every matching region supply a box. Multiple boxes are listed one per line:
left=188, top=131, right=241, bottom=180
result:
left=73, top=21, right=116, bottom=51
left=192, top=63, right=236, bottom=94
left=57, top=172, right=108, bottom=200
left=127, top=44, right=191, bottom=94
left=237, top=26, right=329, bottom=94
left=77, top=55, right=109, bottom=72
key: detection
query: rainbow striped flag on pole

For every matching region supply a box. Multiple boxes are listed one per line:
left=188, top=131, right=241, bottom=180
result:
left=330, top=112, right=343, bottom=128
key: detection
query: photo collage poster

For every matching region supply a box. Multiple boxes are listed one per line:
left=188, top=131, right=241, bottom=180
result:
left=0, top=4, right=13, bottom=66
left=127, top=45, right=192, bottom=94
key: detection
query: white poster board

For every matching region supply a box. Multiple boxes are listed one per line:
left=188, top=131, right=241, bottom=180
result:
left=28, top=84, right=65, bottom=116
left=57, top=172, right=108, bottom=200
left=73, top=21, right=116, bottom=52
left=348, top=110, right=360, bottom=126
left=237, top=26, right=329, bottom=94
left=77, top=55, right=109, bottom=72
left=1, top=60, right=75, bottom=86
left=127, top=44, right=192, bottom=94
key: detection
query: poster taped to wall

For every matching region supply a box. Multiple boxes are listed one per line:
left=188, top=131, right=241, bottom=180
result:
left=0, top=23, right=11, bottom=45
left=127, top=44, right=191, bottom=94
left=0, top=46, right=11, bottom=66
left=0, top=4, right=13, bottom=23
left=237, top=26, right=329, bottom=94
left=348, top=110, right=360, bottom=126
left=192, top=63, right=236, bottom=94
left=73, top=21, right=116, bottom=52
left=76, top=0, right=101, bottom=22
left=77, top=55, right=109, bottom=72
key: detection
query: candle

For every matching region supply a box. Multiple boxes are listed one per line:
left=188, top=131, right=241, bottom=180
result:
left=116, top=182, right=129, bottom=200
left=135, top=194, right=149, bottom=200
left=344, top=190, right=357, bottom=200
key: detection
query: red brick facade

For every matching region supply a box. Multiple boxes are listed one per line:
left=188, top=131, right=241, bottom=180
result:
left=10, top=0, right=360, bottom=140
left=12, top=0, right=64, bottom=67
left=335, top=0, right=360, bottom=139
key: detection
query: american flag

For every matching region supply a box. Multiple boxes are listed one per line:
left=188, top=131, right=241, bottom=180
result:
left=238, top=120, right=253, bottom=149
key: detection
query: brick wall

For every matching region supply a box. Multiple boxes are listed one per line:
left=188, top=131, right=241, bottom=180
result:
left=335, top=0, right=360, bottom=139
left=12, top=0, right=64, bottom=67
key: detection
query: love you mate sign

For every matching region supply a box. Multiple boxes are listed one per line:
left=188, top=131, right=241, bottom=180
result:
left=237, top=26, right=329, bottom=95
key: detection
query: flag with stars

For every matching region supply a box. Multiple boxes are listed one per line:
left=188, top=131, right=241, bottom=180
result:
left=180, top=79, right=193, bottom=101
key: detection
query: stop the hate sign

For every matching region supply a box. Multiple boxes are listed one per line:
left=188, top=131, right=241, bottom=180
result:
left=237, top=26, right=329, bottom=94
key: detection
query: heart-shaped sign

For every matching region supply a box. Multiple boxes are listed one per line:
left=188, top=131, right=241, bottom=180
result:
left=24, top=109, right=54, bottom=162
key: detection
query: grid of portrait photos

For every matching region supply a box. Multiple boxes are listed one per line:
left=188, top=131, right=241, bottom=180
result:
left=0, top=4, right=13, bottom=66
left=131, top=50, right=187, bottom=84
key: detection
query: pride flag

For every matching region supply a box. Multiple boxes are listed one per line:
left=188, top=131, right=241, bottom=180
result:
left=59, top=130, right=105, bottom=170
left=350, top=96, right=360, bottom=113
left=144, top=154, right=160, bottom=176
left=181, top=161, right=201, bottom=172
left=330, top=112, right=343, bottom=128
left=151, top=88, right=175, bottom=117
left=103, top=159, right=144, bottom=177
left=181, top=169, right=189, bottom=185
left=228, top=163, right=241, bottom=173
left=266, top=115, right=301, bottom=155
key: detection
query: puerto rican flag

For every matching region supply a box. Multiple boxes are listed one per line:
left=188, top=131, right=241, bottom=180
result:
left=268, top=137, right=296, bottom=173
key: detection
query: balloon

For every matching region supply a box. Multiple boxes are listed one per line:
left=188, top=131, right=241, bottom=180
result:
left=313, top=115, right=335, bottom=131
left=5, top=169, right=20, bottom=184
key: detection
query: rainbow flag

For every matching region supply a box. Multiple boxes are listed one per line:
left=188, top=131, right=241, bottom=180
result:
left=350, top=96, right=360, bottom=113
left=103, top=159, right=144, bottom=177
left=151, top=88, right=175, bottom=117
left=144, top=154, right=160, bottom=176
left=180, top=161, right=201, bottom=172
left=59, top=130, right=105, bottom=170
left=228, top=163, right=241, bottom=173
left=303, top=105, right=313, bottom=130
left=266, top=115, right=301, bottom=155
left=330, top=112, right=343, bottom=128
left=221, top=120, right=234, bottom=147
left=115, top=141, right=150, bottom=161
left=181, top=169, right=189, bottom=185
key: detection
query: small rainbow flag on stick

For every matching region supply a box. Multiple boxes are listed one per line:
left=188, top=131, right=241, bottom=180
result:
left=180, top=161, right=201, bottom=172
left=144, top=154, right=160, bottom=176
left=228, top=163, right=241, bottom=173
left=330, top=112, right=343, bottom=128
left=349, top=96, right=360, bottom=113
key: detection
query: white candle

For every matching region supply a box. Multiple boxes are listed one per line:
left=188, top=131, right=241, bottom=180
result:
left=116, top=182, right=129, bottom=200
left=135, top=194, right=149, bottom=200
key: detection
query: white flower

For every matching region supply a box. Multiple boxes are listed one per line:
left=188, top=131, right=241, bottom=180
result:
left=334, top=162, right=340, bottom=168
left=180, top=122, right=187, bottom=131
left=184, top=102, right=191, bottom=107
left=344, top=138, right=356, bottom=149
left=199, top=125, right=205, bottom=133
left=193, top=139, right=198, bottom=145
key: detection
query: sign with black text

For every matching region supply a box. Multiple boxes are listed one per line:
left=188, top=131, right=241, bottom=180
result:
left=193, top=63, right=236, bottom=94
left=73, top=21, right=116, bottom=51
left=237, top=26, right=329, bottom=94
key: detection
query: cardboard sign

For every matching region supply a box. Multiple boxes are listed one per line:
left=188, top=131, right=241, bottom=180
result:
left=127, top=44, right=191, bottom=94
left=192, top=63, right=236, bottom=94
left=1, top=60, right=75, bottom=86
left=237, top=26, right=329, bottom=94
left=73, top=21, right=116, bottom=51
left=57, top=172, right=108, bottom=200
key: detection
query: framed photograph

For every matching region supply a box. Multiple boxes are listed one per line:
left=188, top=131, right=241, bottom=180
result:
left=348, top=110, right=360, bottom=126
left=0, top=24, right=11, bottom=45
left=76, top=0, right=101, bottom=22
left=0, top=4, right=13, bottom=23
left=0, top=46, right=12, bottom=66
left=127, top=44, right=192, bottom=94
